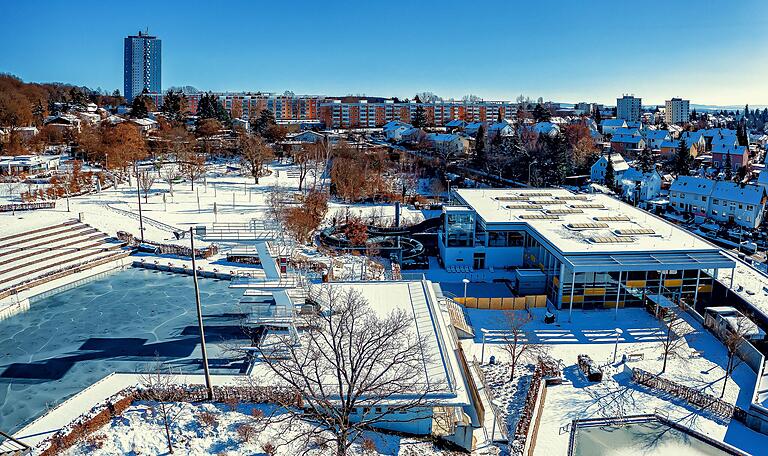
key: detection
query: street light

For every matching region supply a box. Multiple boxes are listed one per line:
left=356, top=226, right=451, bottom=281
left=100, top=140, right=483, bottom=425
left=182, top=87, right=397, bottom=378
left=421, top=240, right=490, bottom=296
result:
left=612, top=328, right=623, bottom=363
left=480, top=328, right=489, bottom=364
left=462, top=278, right=470, bottom=304
left=528, top=160, right=538, bottom=187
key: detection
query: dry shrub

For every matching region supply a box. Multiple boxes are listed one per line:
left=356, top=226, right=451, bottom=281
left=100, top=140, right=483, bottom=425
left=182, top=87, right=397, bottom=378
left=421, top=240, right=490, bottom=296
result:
left=261, top=442, right=277, bottom=456
left=198, top=411, right=218, bottom=428
left=362, top=438, right=377, bottom=453
left=223, top=395, right=239, bottom=412
left=250, top=407, right=264, bottom=420
left=236, top=423, right=256, bottom=443
left=84, top=434, right=106, bottom=450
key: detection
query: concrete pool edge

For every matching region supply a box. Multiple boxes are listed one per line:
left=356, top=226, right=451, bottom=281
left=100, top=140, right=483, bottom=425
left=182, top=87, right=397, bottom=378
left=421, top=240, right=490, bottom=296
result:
left=0, top=256, right=131, bottom=320
left=567, top=414, right=749, bottom=456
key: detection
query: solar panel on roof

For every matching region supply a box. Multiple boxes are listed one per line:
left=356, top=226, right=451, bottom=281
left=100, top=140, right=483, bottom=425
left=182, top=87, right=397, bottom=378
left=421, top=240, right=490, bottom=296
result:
left=566, top=222, right=609, bottom=230
left=570, top=203, right=606, bottom=209
left=546, top=208, right=584, bottom=214
left=519, top=214, right=560, bottom=220
left=594, top=216, right=631, bottom=221
left=590, top=235, right=634, bottom=244
left=506, top=204, right=543, bottom=209
left=615, top=228, right=655, bottom=236
left=524, top=192, right=552, bottom=197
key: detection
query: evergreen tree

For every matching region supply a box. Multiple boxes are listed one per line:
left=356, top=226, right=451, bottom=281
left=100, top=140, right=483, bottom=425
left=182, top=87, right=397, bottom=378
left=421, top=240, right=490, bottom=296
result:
left=737, top=120, right=749, bottom=146
left=130, top=94, right=149, bottom=118
left=412, top=105, right=426, bottom=128
left=604, top=155, right=615, bottom=190
left=674, top=139, right=691, bottom=175
left=532, top=103, right=551, bottom=123
left=162, top=90, right=185, bottom=122
left=593, top=107, right=602, bottom=129
left=253, top=109, right=276, bottom=137
left=724, top=152, right=733, bottom=180
left=474, top=125, right=486, bottom=167
left=196, top=93, right=218, bottom=120
left=638, top=146, right=653, bottom=173
left=539, top=133, right=569, bottom=186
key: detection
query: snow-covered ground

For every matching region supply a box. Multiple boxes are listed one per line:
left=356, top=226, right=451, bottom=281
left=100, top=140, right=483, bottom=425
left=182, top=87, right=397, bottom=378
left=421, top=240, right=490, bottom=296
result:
left=462, top=307, right=768, bottom=455
left=62, top=402, right=459, bottom=456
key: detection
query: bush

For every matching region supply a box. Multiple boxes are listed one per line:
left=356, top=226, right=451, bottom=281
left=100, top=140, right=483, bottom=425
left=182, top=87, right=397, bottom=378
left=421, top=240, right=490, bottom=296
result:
left=198, top=411, right=218, bottom=428
left=261, top=442, right=277, bottom=456
left=223, top=395, right=239, bottom=412
left=250, top=407, right=264, bottom=420
left=236, top=423, right=256, bottom=443
left=362, top=438, right=377, bottom=453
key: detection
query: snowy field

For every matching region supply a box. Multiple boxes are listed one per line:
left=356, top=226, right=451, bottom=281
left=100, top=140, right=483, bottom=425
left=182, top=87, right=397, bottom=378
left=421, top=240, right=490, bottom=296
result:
left=462, top=307, right=768, bottom=455
left=62, top=402, right=462, bottom=456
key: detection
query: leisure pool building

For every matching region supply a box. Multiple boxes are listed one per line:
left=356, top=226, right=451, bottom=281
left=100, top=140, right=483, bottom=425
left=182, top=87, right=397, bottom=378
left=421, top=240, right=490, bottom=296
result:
left=441, top=188, right=736, bottom=312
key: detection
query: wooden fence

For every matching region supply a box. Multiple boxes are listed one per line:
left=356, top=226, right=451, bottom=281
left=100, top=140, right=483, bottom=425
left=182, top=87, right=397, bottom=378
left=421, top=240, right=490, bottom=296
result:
left=631, top=367, right=735, bottom=418
left=454, top=295, right=547, bottom=310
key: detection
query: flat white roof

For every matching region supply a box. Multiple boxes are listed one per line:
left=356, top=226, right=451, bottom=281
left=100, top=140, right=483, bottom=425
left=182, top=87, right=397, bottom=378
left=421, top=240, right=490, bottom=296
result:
left=455, top=188, right=720, bottom=255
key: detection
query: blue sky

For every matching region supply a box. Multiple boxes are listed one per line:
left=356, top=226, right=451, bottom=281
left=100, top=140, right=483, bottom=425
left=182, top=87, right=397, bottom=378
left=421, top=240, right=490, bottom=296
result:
left=1, top=0, right=767, bottom=105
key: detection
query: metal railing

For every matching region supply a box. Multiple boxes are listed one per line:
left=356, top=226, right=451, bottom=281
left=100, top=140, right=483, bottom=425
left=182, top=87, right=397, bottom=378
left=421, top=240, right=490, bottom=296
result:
left=0, top=430, right=31, bottom=455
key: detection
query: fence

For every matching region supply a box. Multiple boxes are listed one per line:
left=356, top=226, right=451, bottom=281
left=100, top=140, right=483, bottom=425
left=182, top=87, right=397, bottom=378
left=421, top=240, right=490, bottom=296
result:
left=512, top=365, right=544, bottom=455
left=0, top=201, right=56, bottom=212
left=37, top=384, right=302, bottom=456
left=631, top=367, right=735, bottom=418
left=454, top=295, right=547, bottom=310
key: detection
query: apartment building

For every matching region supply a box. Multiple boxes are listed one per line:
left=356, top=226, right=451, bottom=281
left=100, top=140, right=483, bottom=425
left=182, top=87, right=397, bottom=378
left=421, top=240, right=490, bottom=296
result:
left=317, top=99, right=518, bottom=129
left=665, top=98, right=691, bottom=125
left=616, top=95, right=641, bottom=122
left=669, top=176, right=767, bottom=228
left=148, top=92, right=322, bottom=122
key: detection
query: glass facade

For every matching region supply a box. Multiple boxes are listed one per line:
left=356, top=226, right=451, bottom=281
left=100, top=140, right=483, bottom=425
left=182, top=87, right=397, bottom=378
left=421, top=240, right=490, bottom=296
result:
left=561, top=268, right=714, bottom=310
left=445, top=211, right=475, bottom=247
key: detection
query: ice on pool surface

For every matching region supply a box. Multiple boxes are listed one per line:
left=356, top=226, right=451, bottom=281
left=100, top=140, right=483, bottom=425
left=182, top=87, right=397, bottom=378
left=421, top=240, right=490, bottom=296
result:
left=0, top=267, right=248, bottom=433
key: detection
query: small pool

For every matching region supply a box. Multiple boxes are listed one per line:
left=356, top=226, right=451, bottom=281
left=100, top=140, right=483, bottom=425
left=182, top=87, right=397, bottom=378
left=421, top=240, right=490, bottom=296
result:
left=0, top=267, right=249, bottom=433
left=571, top=418, right=742, bottom=456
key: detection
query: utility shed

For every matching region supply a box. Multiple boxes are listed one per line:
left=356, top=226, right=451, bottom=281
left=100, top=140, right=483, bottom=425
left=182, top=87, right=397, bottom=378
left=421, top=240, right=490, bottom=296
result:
left=514, top=269, right=547, bottom=295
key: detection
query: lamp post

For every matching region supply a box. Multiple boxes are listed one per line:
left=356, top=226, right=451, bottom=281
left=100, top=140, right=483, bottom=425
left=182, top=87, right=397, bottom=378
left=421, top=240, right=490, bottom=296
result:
left=134, top=161, right=145, bottom=243
left=528, top=160, right=538, bottom=187
left=480, top=328, right=489, bottom=364
left=190, top=227, right=213, bottom=400
left=462, top=278, right=470, bottom=304
left=612, top=328, right=623, bottom=363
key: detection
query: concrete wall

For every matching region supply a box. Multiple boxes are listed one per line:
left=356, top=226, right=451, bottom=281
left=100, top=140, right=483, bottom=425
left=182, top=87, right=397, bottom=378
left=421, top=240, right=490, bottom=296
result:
left=350, top=406, right=433, bottom=435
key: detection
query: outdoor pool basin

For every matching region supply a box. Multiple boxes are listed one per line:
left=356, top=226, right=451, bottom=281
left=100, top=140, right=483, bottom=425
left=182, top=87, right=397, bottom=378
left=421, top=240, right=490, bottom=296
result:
left=570, top=415, right=747, bottom=456
left=0, top=267, right=249, bottom=433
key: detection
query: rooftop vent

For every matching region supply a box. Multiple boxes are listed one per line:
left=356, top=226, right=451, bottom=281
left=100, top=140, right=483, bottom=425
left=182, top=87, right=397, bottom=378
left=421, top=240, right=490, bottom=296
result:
left=594, top=216, right=631, bottom=221
left=496, top=196, right=529, bottom=201
left=523, top=192, right=553, bottom=197
left=506, top=204, right=543, bottom=210
left=614, top=228, right=655, bottom=236
left=590, top=235, right=635, bottom=244
left=556, top=195, right=589, bottom=201
left=566, top=222, right=610, bottom=230
left=532, top=200, right=568, bottom=205
left=570, top=203, right=606, bottom=209
left=519, top=214, right=560, bottom=220
left=546, top=208, right=584, bottom=215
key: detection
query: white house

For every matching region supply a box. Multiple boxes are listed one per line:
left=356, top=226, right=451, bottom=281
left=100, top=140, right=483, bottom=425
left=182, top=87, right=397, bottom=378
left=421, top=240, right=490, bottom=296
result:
left=642, top=129, right=671, bottom=149
left=426, top=133, right=467, bottom=156
left=670, top=176, right=767, bottom=228
left=590, top=153, right=629, bottom=184
left=600, top=119, right=627, bottom=135
left=385, top=124, right=412, bottom=142
left=533, top=122, right=560, bottom=137
left=487, top=121, right=513, bottom=140
left=618, top=167, right=662, bottom=202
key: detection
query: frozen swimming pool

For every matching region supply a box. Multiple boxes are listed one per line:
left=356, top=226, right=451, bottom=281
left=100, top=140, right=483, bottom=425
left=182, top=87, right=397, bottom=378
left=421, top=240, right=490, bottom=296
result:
left=0, top=267, right=249, bottom=433
left=571, top=418, right=744, bottom=456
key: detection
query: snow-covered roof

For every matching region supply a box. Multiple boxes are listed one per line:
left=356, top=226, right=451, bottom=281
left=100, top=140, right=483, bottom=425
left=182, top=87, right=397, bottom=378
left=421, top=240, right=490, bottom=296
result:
left=660, top=140, right=680, bottom=149
left=599, top=153, right=629, bottom=172
left=453, top=188, right=723, bottom=259
left=611, top=134, right=644, bottom=145
left=643, top=130, right=671, bottom=141
left=533, top=122, right=560, bottom=136
left=670, top=176, right=716, bottom=196
left=711, top=144, right=748, bottom=156
left=445, top=119, right=466, bottom=128
left=711, top=182, right=766, bottom=205
left=621, top=167, right=659, bottom=183
left=680, top=130, right=705, bottom=144
left=488, top=121, right=511, bottom=132
left=426, top=133, right=461, bottom=143
left=601, top=119, right=627, bottom=127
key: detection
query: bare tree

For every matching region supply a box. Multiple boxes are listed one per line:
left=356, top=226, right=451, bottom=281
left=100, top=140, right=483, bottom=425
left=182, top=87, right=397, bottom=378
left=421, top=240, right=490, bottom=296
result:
left=658, top=311, right=694, bottom=374
left=721, top=314, right=752, bottom=397
left=253, top=286, right=444, bottom=456
left=137, top=169, right=156, bottom=203
left=138, top=360, right=186, bottom=454
left=159, top=160, right=181, bottom=197
left=500, top=311, right=549, bottom=381
left=179, top=150, right=206, bottom=190
left=240, top=133, right=274, bottom=184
